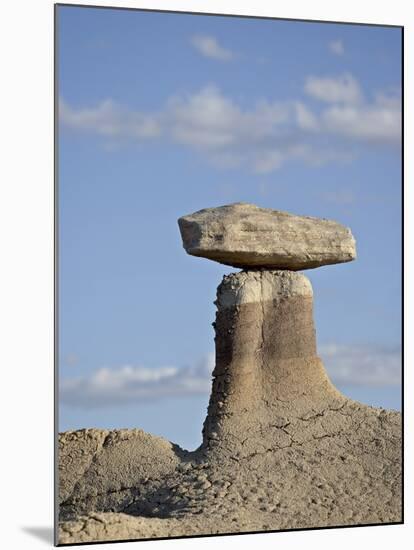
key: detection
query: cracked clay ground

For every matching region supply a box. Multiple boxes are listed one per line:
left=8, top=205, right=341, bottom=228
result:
left=59, top=397, right=401, bottom=543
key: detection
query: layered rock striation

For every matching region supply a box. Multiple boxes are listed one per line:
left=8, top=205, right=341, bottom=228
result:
left=58, top=204, right=401, bottom=544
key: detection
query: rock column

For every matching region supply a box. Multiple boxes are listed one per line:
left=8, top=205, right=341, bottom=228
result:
left=201, top=270, right=343, bottom=454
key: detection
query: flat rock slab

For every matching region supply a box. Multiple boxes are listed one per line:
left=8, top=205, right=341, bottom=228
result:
left=178, top=203, right=356, bottom=270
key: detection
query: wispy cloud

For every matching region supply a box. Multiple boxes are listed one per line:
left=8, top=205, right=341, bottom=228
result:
left=59, top=99, right=162, bottom=139
left=329, top=40, right=345, bottom=56
left=166, top=86, right=316, bottom=173
left=60, top=353, right=215, bottom=408
left=191, top=34, right=234, bottom=61
left=60, top=75, right=401, bottom=173
left=321, top=97, right=401, bottom=145
left=305, top=73, right=362, bottom=104
left=320, top=344, right=401, bottom=387
left=60, top=345, right=400, bottom=409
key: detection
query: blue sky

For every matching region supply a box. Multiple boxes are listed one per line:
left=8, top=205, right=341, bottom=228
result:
left=58, top=6, right=402, bottom=450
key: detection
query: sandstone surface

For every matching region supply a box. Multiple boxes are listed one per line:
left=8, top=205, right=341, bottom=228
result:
left=178, top=202, right=356, bottom=269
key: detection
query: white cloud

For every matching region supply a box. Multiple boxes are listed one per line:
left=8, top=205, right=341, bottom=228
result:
left=322, top=96, right=401, bottom=145
left=166, top=86, right=306, bottom=172
left=305, top=73, right=362, bottom=104
left=191, top=34, right=234, bottom=61
left=60, top=77, right=401, bottom=173
left=320, top=344, right=401, bottom=386
left=60, top=345, right=400, bottom=409
left=295, top=101, right=319, bottom=130
left=329, top=40, right=345, bottom=56
left=59, top=98, right=162, bottom=139
left=375, top=90, right=401, bottom=109
left=60, top=353, right=215, bottom=408
left=167, top=85, right=244, bottom=149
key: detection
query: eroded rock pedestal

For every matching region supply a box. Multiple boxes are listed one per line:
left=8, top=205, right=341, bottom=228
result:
left=59, top=269, right=401, bottom=544
left=202, top=270, right=346, bottom=458
left=58, top=205, right=401, bottom=544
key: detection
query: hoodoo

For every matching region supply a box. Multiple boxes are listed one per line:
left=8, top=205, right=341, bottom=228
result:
left=58, top=203, right=401, bottom=544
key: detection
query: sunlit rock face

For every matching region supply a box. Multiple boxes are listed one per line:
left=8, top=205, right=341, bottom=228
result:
left=178, top=202, right=356, bottom=270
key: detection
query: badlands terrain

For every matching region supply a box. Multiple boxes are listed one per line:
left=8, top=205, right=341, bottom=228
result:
left=58, top=204, right=401, bottom=544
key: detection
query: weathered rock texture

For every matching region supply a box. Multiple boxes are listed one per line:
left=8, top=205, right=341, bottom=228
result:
left=58, top=270, right=401, bottom=544
left=178, top=203, right=356, bottom=270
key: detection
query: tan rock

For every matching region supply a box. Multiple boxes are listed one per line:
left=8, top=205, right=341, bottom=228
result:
left=178, top=202, right=356, bottom=269
left=58, top=271, right=401, bottom=544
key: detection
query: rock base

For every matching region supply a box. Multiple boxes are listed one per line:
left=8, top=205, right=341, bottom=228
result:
left=58, top=271, right=401, bottom=544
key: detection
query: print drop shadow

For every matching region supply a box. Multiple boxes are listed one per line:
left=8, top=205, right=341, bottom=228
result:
left=21, top=526, right=54, bottom=544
